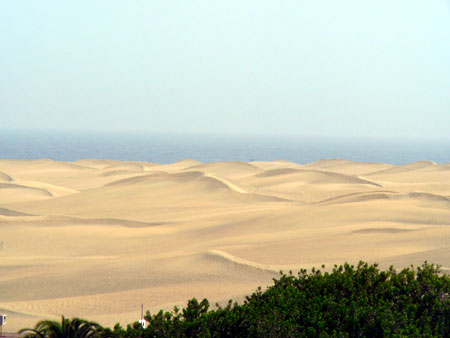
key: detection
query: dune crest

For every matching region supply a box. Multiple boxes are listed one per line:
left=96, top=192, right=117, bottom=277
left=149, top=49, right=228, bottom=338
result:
left=203, top=250, right=280, bottom=274
left=0, top=171, right=13, bottom=181
left=0, top=207, right=34, bottom=217
left=367, top=160, right=437, bottom=176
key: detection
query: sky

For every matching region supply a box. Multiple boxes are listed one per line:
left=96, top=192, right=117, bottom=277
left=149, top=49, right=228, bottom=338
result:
left=1, top=1, right=449, bottom=139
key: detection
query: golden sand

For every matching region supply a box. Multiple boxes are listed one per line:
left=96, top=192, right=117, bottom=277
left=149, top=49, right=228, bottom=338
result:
left=0, top=159, right=449, bottom=331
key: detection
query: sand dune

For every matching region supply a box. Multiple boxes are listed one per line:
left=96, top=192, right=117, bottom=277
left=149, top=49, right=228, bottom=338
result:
left=407, top=192, right=450, bottom=203
left=0, top=159, right=89, bottom=173
left=0, top=183, right=53, bottom=204
left=0, top=159, right=449, bottom=332
left=366, top=160, right=436, bottom=176
left=103, top=163, right=146, bottom=171
left=0, top=207, right=34, bottom=217
left=0, top=214, right=166, bottom=228
left=74, top=159, right=121, bottom=169
left=98, top=169, right=135, bottom=177
left=435, top=163, right=450, bottom=171
left=240, top=169, right=384, bottom=202
left=315, top=190, right=450, bottom=208
left=74, top=159, right=157, bottom=170
left=185, top=161, right=263, bottom=179
left=145, top=159, right=201, bottom=172
left=203, top=250, right=284, bottom=274
left=352, top=227, right=415, bottom=234
left=315, top=191, right=396, bottom=205
left=250, top=160, right=303, bottom=171
left=0, top=179, right=80, bottom=205
left=254, top=168, right=381, bottom=186
left=0, top=171, right=13, bottom=182
left=303, top=159, right=394, bottom=175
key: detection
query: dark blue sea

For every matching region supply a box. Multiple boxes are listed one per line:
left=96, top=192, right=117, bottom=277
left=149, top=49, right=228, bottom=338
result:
left=0, top=131, right=449, bottom=165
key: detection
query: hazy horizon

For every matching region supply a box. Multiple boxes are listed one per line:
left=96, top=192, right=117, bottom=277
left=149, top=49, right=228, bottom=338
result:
left=1, top=1, right=449, bottom=139
left=1, top=129, right=449, bottom=164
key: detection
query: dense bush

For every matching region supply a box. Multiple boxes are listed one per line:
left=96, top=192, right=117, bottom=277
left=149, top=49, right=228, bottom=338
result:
left=113, top=262, right=450, bottom=337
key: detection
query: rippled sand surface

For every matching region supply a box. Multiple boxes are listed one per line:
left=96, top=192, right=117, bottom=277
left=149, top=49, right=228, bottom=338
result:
left=0, top=159, right=449, bottom=331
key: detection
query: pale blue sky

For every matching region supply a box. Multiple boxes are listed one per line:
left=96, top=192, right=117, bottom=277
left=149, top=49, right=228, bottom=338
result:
left=1, top=1, right=449, bottom=139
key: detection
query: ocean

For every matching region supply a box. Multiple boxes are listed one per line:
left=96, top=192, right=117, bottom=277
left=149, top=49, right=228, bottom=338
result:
left=0, top=131, right=449, bottom=165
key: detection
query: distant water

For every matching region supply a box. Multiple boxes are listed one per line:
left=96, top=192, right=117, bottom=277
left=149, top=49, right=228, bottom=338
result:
left=0, top=131, right=449, bottom=165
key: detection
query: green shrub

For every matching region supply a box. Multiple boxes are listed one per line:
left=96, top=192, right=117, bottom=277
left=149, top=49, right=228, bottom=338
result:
left=115, top=262, right=449, bottom=337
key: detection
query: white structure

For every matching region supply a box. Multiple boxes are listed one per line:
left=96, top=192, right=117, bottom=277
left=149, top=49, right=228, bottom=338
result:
left=138, top=304, right=147, bottom=328
left=0, top=314, right=6, bottom=338
left=138, top=319, right=147, bottom=329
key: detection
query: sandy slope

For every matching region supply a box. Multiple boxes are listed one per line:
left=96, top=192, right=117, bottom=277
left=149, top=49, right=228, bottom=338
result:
left=0, top=159, right=449, bottom=332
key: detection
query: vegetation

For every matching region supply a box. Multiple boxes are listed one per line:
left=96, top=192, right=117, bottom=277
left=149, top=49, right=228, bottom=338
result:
left=19, top=316, right=116, bottom=338
left=114, top=262, right=450, bottom=337
left=19, top=262, right=450, bottom=337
